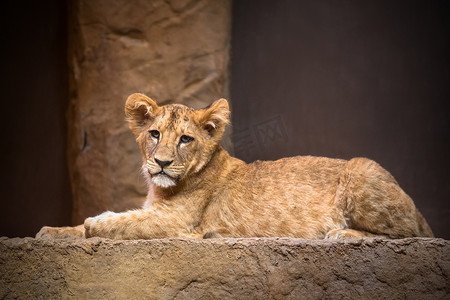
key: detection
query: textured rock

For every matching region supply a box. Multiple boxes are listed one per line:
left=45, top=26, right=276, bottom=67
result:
left=1, top=237, right=449, bottom=299
left=67, top=0, right=232, bottom=224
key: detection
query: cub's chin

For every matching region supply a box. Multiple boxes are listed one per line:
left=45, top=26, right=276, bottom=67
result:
left=151, top=173, right=177, bottom=188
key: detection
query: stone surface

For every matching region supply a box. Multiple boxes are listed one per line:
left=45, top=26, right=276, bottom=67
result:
left=1, top=237, right=449, bottom=299
left=67, top=0, right=232, bottom=224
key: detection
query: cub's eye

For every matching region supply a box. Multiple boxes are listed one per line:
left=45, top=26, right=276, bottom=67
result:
left=149, top=130, right=160, bottom=139
left=180, top=135, right=194, bottom=144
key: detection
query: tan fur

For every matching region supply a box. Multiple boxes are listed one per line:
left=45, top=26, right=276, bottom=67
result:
left=36, top=93, right=433, bottom=240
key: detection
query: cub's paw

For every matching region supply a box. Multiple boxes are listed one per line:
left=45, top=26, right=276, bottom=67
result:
left=35, top=225, right=85, bottom=239
left=325, top=228, right=370, bottom=239
left=202, top=231, right=223, bottom=239
left=84, top=211, right=116, bottom=238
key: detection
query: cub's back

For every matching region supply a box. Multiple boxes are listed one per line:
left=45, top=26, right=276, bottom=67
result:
left=209, top=155, right=349, bottom=238
left=231, top=155, right=347, bottom=205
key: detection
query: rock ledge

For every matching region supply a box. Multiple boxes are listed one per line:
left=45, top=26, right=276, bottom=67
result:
left=1, top=237, right=449, bottom=299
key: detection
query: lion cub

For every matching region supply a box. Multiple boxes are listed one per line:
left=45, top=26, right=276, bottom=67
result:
left=37, top=93, right=433, bottom=240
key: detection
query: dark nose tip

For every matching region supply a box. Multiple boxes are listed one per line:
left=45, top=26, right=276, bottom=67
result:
left=155, top=158, right=173, bottom=168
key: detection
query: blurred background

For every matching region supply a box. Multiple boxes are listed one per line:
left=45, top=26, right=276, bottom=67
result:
left=0, top=0, right=449, bottom=239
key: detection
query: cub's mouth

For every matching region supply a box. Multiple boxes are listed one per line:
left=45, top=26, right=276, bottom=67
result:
left=150, top=170, right=176, bottom=179
left=148, top=169, right=179, bottom=188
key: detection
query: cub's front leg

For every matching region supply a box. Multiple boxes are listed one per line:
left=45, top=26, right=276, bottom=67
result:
left=84, top=209, right=196, bottom=239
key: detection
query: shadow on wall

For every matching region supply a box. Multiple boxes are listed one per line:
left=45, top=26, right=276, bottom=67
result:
left=231, top=0, right=450, bottom=239
left=0, top=1, right=71, bottom=238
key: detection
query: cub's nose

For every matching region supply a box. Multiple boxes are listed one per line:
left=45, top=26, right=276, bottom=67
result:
left=154, top=158, right=173, bottom=168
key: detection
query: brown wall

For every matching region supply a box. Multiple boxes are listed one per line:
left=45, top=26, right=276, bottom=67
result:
left=67, top=0, right=232, bottom=225
left=0, top=0, right=232, bottom=237
left=231, top=0, right=450, bottom=238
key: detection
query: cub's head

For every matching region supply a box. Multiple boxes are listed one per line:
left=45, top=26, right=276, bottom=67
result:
left=125, top=93, right=230, bottom=188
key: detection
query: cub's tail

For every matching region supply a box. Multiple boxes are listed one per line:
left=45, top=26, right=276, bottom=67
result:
left=416, top=209, right=434, bottom=237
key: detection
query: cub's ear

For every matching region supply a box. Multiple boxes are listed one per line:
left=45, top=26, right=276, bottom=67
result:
left=125, top=93, right=160, bottom=136
left=197, top=98, right=230, bottom=141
